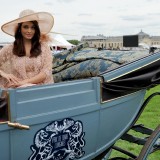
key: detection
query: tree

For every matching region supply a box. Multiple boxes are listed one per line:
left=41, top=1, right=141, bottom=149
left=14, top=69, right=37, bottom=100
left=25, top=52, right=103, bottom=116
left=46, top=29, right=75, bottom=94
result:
left=67, top=40, right=80, bottom=45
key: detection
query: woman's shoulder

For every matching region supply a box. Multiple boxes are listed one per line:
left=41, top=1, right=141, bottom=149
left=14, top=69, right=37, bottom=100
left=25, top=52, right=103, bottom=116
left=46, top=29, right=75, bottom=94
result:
left=41, top=42, right=51, bottom=51
left=0, top=43, right=13, bottom=52
left=41, top=42, right=50, bottom=47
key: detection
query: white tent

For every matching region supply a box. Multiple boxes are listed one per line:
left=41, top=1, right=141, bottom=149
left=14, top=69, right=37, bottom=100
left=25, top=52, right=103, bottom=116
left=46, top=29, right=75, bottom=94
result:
left=151, top=44, right=160, bottom=48
left=50, top=34, right=75, bottom=50
left=139, top=42, right=150, bottom=49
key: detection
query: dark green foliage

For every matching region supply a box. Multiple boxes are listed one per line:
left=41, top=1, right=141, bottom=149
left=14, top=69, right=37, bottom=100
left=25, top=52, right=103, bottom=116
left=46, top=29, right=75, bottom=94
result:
left=67, top=39, right=80, bottom=45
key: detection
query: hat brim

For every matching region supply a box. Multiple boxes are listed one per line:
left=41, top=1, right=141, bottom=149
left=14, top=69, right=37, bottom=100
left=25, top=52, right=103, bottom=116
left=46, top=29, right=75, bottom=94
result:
left=1, top=12, right=54, bottom=36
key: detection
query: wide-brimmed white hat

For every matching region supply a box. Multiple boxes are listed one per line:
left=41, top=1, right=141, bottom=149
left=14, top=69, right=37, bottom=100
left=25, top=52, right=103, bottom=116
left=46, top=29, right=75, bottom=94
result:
left=1, top=9, right=54, bottom=36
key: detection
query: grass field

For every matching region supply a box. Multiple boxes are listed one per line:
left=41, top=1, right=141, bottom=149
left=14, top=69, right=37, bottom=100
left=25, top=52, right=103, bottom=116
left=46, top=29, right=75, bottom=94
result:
left=109, top=85, right=160, bottom=159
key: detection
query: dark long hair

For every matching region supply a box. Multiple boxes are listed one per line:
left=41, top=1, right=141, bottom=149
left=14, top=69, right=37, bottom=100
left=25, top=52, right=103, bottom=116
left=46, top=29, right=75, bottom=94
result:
left=13, top=21, right=42, bottom=57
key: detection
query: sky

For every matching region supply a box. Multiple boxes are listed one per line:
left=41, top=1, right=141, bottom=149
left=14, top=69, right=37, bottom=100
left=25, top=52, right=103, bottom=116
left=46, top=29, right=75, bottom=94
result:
left=0, top=0, right=160, bottom=42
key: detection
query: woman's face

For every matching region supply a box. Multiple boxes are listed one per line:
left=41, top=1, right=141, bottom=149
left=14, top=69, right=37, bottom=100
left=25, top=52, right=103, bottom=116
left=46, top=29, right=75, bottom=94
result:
left=21, top=21, right=35, bottom=40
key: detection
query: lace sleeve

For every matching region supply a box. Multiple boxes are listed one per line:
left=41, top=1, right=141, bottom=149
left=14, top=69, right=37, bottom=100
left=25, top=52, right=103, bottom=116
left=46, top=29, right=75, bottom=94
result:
left=0, top=44, right=13, bottom=67
left=41, top=43, right=53, bottom=77
left=0, top=44, right=13, bottom=74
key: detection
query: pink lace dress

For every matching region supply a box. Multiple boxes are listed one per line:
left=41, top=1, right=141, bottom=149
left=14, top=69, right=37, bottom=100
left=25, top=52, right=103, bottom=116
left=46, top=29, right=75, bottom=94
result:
left=0, top=42, right=53, bottom=88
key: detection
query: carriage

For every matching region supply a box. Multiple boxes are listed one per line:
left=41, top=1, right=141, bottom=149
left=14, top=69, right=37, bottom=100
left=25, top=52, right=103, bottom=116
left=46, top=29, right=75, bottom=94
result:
left=0, top=44, right=160, bottom=160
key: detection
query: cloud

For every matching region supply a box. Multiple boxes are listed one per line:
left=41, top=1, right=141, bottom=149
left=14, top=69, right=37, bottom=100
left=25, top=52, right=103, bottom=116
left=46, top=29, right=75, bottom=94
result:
left=44, top=2, right=53, bottom=6
left=147, top=12, right=160, bottom=16
left=121, top=15, right=146, bottom=21
left=1, top=0, right=160, bottom=41
left=57, top=0, right=76, bottom=3
left=78, top=13, right=92, bottom=16
left=146, top=0, right=160, bottom=2
left=72, top=22, right=107, bottom=28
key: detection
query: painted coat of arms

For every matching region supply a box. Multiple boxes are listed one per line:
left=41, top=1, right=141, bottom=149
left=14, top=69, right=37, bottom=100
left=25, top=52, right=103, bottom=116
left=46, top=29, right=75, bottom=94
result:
left=29, top=118, right=85, bottom=160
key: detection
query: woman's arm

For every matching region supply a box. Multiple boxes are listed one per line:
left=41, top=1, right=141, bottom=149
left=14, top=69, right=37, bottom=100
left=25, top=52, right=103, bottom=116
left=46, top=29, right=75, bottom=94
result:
left=0, top=44, right=18, bottom=85
left=12, top=72, right=46, bottom=87
left=0, top=69, right=19, bottom=84
left=0, top=44, right=13, bottom=67
left=40, top=43, right=53, bottom=79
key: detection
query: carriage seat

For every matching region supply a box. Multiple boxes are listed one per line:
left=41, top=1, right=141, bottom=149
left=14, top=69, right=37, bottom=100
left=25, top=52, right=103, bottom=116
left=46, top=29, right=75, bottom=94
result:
left=52, top=48, right=149, bottom=83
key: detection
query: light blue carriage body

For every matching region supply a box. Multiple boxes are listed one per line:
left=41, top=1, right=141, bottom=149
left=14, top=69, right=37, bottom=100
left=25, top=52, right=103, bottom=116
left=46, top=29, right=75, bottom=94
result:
left=0, top=49, right=160, bottom=160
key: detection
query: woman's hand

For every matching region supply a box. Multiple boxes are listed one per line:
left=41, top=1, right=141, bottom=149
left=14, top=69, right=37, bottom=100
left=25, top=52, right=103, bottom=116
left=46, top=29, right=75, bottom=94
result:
left=0, top=70, right=29, bottom=88
left=0, top=70, right=41, bottom=88
left=8, top=79, right=29, bottom=88
left=0, top=71, right=20, bottom=84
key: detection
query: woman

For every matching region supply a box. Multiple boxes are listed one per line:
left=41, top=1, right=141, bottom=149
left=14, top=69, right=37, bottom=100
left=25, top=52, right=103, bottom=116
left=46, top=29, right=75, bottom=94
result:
left=0, top=9, right=54, bottom=88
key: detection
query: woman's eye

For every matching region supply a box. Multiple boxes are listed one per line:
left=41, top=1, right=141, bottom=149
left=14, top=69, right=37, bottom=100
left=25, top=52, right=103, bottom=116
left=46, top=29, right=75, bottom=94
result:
left=23, top=25, right=29, bottom=29
left=22, top=26, right=35, bottom=30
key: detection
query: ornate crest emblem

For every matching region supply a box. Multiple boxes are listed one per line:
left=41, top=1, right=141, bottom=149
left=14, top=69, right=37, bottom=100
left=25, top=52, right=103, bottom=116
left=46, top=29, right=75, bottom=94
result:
left=29, top=118, right=85, bottom=160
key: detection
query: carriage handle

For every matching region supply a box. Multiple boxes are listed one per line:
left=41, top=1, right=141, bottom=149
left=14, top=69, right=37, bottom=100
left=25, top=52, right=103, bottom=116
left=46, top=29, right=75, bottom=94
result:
left=8, top=122, right=30, bottom=130
left=0, top=90, right=30, bottom=130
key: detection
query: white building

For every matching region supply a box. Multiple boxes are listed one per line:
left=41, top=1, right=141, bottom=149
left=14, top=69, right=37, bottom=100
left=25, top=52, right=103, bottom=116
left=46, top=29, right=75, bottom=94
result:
left=81, top=30, right=160, bottom=49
